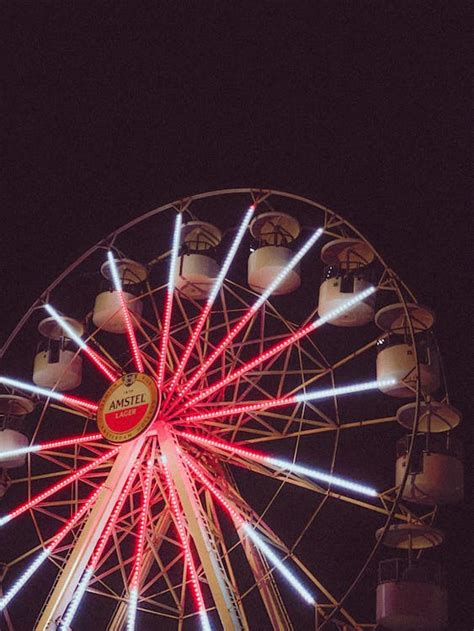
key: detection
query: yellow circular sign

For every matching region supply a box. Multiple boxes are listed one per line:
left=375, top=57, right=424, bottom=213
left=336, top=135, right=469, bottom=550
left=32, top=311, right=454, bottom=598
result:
left=97, top=373, right=159, bottom=443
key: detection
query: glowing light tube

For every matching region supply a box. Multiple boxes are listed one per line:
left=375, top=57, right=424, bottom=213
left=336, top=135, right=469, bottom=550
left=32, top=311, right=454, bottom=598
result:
left=59, top=459, right=142, bottom=630
left=44, top=304, right=119, bottom=382
left=182, top=454, right=315, bottom=606
left=126, top=458, right=154, bottom=631
left=107, top=251, right=144, bottom=373
left=183, top=287, right=377, bottom=410
left=161, top=458, right=212, bottom=631
left=180, top=379, right=396, bottom=425
left=157, top=213, right=183, bottom=387
left=0, top=433, right=103, bottom=462
left=0, top=376, right=98, bottom=413
left=165, top=206, right=255, bottom=400
left=0, top=484, right=102, bottom=611
left=180, top=431, right=377, bottom=497
left=0, top=447, right=119, bottom=526
left=175, top=228, right=324, bottom=400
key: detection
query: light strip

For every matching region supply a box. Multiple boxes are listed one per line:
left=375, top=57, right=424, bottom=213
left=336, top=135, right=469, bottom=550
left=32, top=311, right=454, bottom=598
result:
left=107, top=252, right=144, bottom=373
left=157, top=213, right=183, bottom=387
left=165, top=206, right=255, bottom=401
left=0, top=376, right=99, bottom=413
left=0, top=485, right=102, bottom=611
left=126, top=458, right=154, bottom=631
left=180, top=432, right=376, bottom=497
left=0, top=433, right=103, bottom=462
left=183, top=287, right=377, bottom=410
left=0, top=447, right=119, bottom=526
left=44, top=304, right=118, bottom=382
left=59, top=459, right=142, bottom=630
left=161, top=458, right=212, bottom=631
left=180, top=379, right=396, bottom=424
left=182, top=454, right=315, bottom=606
left=175, top=228, right=324, bottom=401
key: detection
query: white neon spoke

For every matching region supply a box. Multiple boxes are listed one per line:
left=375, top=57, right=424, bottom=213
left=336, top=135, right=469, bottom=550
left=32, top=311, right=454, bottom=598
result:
left=157, top=213, right=183, bottom=388
left=179, top=379, right=396, bottom=424
left=173, top=227, right=324, bottom=402
left=44, top=304, right=119, bottom=382
left=0, top=432, right=103, bottom=462
left=182, top=287, right=377, bottom=410
left=0, top=484, right=102, bottom=611
left=165, top=205, right=255, bottom=400
left=59, top=458, right=143, bottom=630
left=0, top=375, right=98, bottom=412
left=126, top=457, right=154, bottom=630
left=107, top=251, right=144, bottom=373
left=182, top=453, right=315, bottom=607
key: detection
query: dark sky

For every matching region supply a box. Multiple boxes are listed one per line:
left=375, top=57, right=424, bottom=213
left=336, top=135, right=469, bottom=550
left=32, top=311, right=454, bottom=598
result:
left=1, top=2, right=471, bottom=629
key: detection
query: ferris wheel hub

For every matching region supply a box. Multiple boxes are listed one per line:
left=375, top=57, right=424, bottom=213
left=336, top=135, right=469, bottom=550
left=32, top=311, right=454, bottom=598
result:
left=96, top=372, right=160, bottom=443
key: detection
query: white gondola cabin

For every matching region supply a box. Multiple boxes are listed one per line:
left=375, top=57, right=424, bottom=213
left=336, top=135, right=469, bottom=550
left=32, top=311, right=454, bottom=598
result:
left=33, top=317, right=83, bottom=390
left=93, top=258, right=147, bottom=333
left=175, top=221, right=222, bottom=300
left=248, top=212, right=301, bottom=295
left=318, top=238, right=375, bottom=326
left=376, top=303, right=440, bottom=397
left=0, top=394, right=34, bottom=469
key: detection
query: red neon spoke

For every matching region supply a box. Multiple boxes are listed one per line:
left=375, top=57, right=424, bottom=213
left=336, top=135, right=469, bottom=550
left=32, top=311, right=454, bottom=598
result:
left=0, top=433, right=104, bottom=462
left=157, top=213, right=182, bottom=388
left=176, top=379, right=390, bottom=425
left=60, top=394, right=99, bottom=413
left=161, top=458, right=211, bottom=628
left=0, top=447, right=119, bottom=526
left=44, top=303, right=120, bottom=383
left=182, top=321, right=317, bottom=410
left=107, top=252, right=144, bottom=373
left=164, top=206, right=255, bottom=405
left=177, top=394, right=297, bottom=424
left=168, top=227, right=323, bottom=407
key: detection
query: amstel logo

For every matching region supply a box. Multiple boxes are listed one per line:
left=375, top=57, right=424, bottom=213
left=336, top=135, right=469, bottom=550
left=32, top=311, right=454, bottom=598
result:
left=97, top=373, right=159, bottom=443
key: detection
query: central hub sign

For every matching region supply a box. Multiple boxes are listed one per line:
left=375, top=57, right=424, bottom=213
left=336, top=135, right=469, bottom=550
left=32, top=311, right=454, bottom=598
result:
left=97, top=373, right=159, bottom=443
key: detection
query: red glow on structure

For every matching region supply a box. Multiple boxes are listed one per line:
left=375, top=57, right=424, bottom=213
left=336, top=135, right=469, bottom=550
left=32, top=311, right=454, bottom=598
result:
left=0, top=447, right=119, bottom=525
left=176, top=306, right=256, bottom=400
left=48, top=484, right=104, bottom=550
left=39, top=433, right=104, bottom=452
left=118, top=290, right=144, bottom=373
left=157, top=291, right=174, bottom=387
left=75, top=344, right=119, bottom=382
left=183, top=321, right=316, bottom=410
left=179, top=431, right=266, bottom=462
left=129, top=458, right=154, bottom=589
left=161, top=459, right=209, bottom=618
left=179, top=394, right=297, bottom=424
left=61, top=394, right=100, bottom=413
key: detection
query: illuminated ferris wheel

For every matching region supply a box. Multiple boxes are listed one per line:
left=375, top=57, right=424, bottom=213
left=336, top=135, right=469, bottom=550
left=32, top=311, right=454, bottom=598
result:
left=0, top=190, right=462, bottom=630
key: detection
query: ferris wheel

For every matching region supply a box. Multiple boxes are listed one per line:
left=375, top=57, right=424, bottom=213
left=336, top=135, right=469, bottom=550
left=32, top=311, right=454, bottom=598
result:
left=0, top=189, right=463, bottom=630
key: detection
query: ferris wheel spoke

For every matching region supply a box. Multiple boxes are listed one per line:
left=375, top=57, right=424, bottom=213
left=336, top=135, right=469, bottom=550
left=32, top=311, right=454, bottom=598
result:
left=177, top=378, right=394, bottom=425
left=44, top=303, right=119, bottom=382
left=0, top=446, right=119, bottom=526
left=107, top=251, right=145, bottom=373
left=161, top=456, right=213, bottom=631
left=182, top=287, right=376, bottom=411
left=58, top=455, right=144, bottom=630
left=0, top=483, right=103, bottom=612
left=168, top=227, right=324, bottom=409
left=157, top=212, right=183, bottom=388
left=0, top=432, right=104, bottom=462
left=181, top=453, right=316, bottom=607
left=164, top=206, right=255, bottom=404
left=0, top=375, right=99, bottom=413
left=126, top=452, right=155, bottom=630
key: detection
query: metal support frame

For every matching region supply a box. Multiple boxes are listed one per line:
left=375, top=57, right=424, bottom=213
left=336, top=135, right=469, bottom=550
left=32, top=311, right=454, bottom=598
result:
left=156, top=421, right=246, bottom=630
left=35, top=438, right=146, bottom=630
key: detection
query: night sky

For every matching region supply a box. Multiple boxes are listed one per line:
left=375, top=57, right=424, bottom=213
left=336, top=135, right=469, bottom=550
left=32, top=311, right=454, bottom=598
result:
left=2, top=2, right=471, bottom=629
